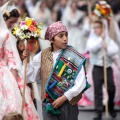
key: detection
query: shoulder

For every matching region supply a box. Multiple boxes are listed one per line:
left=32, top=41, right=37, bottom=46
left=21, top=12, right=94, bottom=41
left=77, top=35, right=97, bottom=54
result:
left=41, top=47, right=52, bottom=54
left=67, top=45, right=85, bottom=59
left=0, top=29, right=10, bottom=41
left=33, top=51, right=42, bottom=62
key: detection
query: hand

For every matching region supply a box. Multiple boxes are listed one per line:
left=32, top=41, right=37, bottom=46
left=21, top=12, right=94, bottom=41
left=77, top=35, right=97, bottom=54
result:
left=22, top=49, right=30, bottom=58
left=101, top=32, right=105, bottom=40
left=102, top=42, right=107, bottom=50
left=52, top=95, right=67, bottom=109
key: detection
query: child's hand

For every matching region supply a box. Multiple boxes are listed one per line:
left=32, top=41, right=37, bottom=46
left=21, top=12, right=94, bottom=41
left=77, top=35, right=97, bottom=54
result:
left=101, top=32, right=105, bottom=40
left=102, top=42, right=107, bottom=50
left=23, top=49, right=30, bottom=58
left=52, top=95, right=67, bottom=109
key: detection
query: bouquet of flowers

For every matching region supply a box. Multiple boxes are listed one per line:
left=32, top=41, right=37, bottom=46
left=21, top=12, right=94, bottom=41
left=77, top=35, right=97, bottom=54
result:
left=12, top=15, right=43, bottom=41
left=93, top=1, right=112, bottom=18
left=12, top=15, right=43, bottom=53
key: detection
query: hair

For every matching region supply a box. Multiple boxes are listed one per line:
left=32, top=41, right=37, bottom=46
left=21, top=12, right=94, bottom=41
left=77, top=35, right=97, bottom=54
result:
left=2, top=112, right=24, bottom=120
left=94, top=20, right=103, bottom=26
left=3, top=9, right=20, bottom=21
left=70, top=0, right=78, bottom=7
left=51, top=38, right=55, bottom=51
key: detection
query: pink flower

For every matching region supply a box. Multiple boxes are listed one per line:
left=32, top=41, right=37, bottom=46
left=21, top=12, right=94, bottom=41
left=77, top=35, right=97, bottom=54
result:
left=20, top=21, right=26, bottom=26
left=32, top=20, right=37, bottom=26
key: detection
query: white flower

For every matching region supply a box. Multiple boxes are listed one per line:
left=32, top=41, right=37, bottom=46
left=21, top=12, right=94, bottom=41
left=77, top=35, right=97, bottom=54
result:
left=20, top=33, right=26, bottom=40
left=26, top=32, right=31, bottom=38
left=106, top=4, right=111, bottom=8
left=94, top=9, right=101, bottom=17
left=25, top=17, right=29, bottom=21
left=21, top=25, right=28, bottom=30
left=16, top=29, right=21, bottom=36
left=31, top=32, right=37, bottom=37
left=99, top=1, right=107, bottom=5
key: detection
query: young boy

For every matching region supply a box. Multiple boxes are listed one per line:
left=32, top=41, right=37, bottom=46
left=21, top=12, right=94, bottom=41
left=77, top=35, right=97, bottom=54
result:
left=22, top=21, right=89, bottom=120
left=87, top=21, right=119, bottom=120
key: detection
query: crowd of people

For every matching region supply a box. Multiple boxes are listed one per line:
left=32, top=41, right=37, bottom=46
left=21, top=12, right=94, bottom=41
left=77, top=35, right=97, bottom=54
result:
left=0, top=0, right=120, bottom=120
left=1, top=0, right=120, bottom=52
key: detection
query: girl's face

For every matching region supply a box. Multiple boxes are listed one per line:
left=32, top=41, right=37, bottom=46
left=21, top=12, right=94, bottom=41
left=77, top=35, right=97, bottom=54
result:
left=5, top=17, right=18, bottom=29
left=51, top=31, right=68, bottom=51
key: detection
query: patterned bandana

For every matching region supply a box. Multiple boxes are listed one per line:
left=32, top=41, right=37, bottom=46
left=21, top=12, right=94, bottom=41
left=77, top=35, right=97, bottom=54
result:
left=45, top=21, right=68, bottom=41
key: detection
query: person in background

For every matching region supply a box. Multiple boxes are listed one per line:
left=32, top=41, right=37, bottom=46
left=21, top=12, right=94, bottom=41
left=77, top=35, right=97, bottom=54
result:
left=56, top=0, right=68, bottom=21
left=2, top=112, right=24, bottom=120
left=62, top=0, right=85, bottom=53
left=87, top=20, right=119, bottom=120
left=33, top=0, right=51, bottom=50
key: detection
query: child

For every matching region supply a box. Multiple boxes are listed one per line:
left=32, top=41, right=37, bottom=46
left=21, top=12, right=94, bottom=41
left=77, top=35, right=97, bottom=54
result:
left=87, top=20, right=119, bottom=120
left=2, top=112, right=24, bottom=120
left=22, top=21, right=90, bottom=120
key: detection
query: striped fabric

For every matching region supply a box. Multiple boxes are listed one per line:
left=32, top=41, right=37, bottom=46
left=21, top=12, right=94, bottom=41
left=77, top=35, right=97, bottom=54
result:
left=46, top=46, right=88, bottom=100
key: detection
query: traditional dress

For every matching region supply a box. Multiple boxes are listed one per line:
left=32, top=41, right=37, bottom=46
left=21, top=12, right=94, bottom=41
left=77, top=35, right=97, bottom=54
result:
left=21, top=21, right=90, bottom=120
left=0, top=29, right=39, bottom=120
left=0, top=2, right=40, bottom=119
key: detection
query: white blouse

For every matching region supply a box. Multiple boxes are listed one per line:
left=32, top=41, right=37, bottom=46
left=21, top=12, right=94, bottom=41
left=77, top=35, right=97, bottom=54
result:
left=21, top=49, right=86, bottom=101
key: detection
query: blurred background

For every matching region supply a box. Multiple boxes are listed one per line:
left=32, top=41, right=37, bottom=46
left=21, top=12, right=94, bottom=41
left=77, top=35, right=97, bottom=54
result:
left=1, top=0, right=120, bottom=51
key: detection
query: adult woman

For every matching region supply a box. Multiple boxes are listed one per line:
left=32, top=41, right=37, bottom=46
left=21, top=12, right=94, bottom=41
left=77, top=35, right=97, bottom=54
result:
left=0, top=1, right=40, bottom=120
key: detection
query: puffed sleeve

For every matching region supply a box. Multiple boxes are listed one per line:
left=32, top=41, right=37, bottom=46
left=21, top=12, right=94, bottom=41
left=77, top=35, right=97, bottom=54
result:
left=3, top=30, right=21, bottom=70
left=106, top=39, right=119, bottom=57
left=64, top=66, right=86, bottom=101
left=86, top=37, right=102, bottom=53
left=21, top=52, right=41, bottom=83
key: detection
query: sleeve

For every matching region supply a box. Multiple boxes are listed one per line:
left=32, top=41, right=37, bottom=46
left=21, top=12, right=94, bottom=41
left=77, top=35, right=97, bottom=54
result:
left=86, top=37, right=102, bottom=53
left=21, top=52, right=41, bottom=83
left=106, top=39, right=119, bottom=57
left=64, top=66, right=86, bottom=101
left=3, top=32, right=19, bottom=70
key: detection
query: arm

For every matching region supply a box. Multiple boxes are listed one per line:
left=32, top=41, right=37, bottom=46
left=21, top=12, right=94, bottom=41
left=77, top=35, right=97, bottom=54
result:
left=21, top=52, right=41, bottom=83
left=87, top=37, right=102, bottom=53
left=106, top=39, right=119, bottom=57
left=64, top=66, right=86, bottom=101
left=52, top=66, right=86, bottom=108
left=11, top=69, right=18, bottom=81
left=3, top=32, right=19, bottom=81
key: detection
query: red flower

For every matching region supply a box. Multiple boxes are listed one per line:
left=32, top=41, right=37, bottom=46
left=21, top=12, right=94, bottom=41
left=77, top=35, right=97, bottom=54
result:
left=33, top=20, right=37, bottom=26
left=29, top=25, right=36, bottom=32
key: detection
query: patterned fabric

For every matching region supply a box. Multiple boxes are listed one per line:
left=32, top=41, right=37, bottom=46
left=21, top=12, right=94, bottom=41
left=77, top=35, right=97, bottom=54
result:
left=45, top=21, right=67, bottom=41
left=0, top=29, right=39, bottom=120
left=40, top=47, right=53, bottom=101
left=46, top=46, right=89, bottom=100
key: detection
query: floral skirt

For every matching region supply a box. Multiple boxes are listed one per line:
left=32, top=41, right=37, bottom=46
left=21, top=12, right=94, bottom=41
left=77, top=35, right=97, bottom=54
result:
left=0, top=66, right=40, bottom=120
